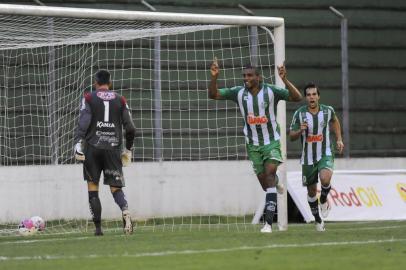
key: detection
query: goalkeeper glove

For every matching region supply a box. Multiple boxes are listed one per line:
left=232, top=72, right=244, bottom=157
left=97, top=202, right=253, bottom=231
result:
left=74, top=140, right=85, bottom=161
left=121, top=148, right=132, bottom=167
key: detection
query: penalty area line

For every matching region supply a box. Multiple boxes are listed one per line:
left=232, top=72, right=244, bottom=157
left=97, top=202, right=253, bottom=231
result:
left=0, top=238, right=405, bottom=261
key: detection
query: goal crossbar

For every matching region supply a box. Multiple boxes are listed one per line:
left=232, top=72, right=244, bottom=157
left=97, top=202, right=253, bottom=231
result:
left=0, top=4, right=284, bottom=27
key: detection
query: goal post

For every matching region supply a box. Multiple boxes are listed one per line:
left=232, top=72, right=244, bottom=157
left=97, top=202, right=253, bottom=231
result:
left=274, top=24, right=288, bottom=231
left=0, top=4, right=287, bottom=233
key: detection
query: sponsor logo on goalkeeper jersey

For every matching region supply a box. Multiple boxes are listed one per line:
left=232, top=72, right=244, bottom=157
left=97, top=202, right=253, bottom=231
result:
left=97, top=91, right=116, bottom=100
left=306, top=134, right=323, bottom=143
left=323, top=186, right=382, bottom=207
left=247, top=114, right=268, bottom=125
left=97, top=121, right=115, bottom=128
left=96, top=131, right=116, bottom=136
left=397, top=183, right=406, bottom=202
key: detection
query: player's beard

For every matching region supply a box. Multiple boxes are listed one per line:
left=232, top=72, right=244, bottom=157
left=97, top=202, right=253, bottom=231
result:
left=244, top=80, right=258, bottom=91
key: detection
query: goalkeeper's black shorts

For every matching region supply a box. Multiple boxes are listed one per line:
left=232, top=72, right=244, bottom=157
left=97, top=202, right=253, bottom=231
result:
left=83, top=144, right=125, bottom=187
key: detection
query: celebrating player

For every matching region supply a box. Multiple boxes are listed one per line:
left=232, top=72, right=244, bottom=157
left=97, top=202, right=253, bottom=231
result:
left=289, top=82, right=344, bottom=231
left=208, top=58, right=302, bottom=233
left=74, top=70, right=136, bottom=236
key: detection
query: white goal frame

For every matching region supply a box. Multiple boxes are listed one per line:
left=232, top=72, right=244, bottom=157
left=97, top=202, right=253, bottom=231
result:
left=0, top=4, right=288, bottom=231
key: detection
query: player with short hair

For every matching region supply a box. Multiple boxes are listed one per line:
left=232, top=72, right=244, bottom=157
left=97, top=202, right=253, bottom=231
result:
left=74, top=69, right=136, bottom=236
left=289, top=82, right=344, bottom=231
left=209, top=58, right=302, bottom=233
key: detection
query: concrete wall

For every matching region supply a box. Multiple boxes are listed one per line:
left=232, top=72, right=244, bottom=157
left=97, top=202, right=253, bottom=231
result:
left=1, top=158, right=404, bottom=223
left=0, top=161, right=262, bottom=223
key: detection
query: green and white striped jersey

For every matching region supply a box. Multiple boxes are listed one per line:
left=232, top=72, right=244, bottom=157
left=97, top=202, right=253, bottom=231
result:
left=218, top=83, right=289, bottom=146
left=290, top=104, right=337, bottom=165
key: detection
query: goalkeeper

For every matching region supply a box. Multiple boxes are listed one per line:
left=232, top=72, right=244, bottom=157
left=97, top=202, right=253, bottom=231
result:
left=74, top=69, right=136, bottom=236
left=209, top=59, right=302, bottom=233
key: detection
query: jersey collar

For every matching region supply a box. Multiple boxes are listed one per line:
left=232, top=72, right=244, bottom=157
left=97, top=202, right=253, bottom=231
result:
left=96, top=87, right=109, bottom=92
left=307, top=104, right=321, bottom=115
left=246, top=83, right=264, bottom=96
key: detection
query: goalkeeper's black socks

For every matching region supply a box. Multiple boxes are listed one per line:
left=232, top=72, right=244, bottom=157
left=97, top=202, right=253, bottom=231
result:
left=88, top=191, right=102, bottom=230
left=112, top=189, right=128, bottom=211
left=320, top=184, right=331, bottom=204
left=265, top=187, right=277, bottom=225
left=94, top=226, right=103, bottom=236
left=308, top=195, right=322, bottom=223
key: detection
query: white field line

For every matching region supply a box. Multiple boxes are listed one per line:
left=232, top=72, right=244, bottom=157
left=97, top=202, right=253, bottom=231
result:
left=325, top=224, right=406, bottom=231
left=0, top=238, right=405, bottom=261
left=1, top=223, right=406, bottom=246
left=0, top=237, right=91, bottom=245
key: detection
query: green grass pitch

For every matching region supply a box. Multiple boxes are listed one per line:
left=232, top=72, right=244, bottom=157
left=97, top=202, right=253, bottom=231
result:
left=1, top=221, right=405, bottom=270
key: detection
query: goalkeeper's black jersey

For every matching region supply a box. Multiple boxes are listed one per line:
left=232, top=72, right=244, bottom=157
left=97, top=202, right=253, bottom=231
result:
left=75, top=88, right=135, bottom=150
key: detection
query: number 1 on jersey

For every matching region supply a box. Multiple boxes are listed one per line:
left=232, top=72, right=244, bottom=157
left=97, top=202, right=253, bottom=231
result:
left=103, top=101, right=109, bottom=122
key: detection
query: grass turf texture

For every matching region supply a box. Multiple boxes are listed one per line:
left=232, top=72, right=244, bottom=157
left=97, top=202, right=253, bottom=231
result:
left=1, top=221, right=405, bottom=270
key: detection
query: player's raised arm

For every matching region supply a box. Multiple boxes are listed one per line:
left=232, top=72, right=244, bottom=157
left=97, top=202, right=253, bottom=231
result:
left=208, top=57, right=222, bottom=100
left=277, top=63, right=302, bottom=102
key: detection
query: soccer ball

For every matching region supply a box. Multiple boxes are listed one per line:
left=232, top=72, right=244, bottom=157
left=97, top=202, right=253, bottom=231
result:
left=30, top=216, right=46, bottom=231
left=18, top=218, right=37, bottom=236
left=17, top=216, right=46, bottom=236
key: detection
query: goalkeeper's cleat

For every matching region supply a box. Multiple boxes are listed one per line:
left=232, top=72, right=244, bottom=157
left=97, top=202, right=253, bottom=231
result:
left=74, top=141, right=85, bottom=161
left=121, top=148, right=132, bottom=167
left=315, top=220, right=325, bottom=232
left=320, top=201, right=331, bottom=218
left=276, top=182, right=284, bottom=195
left=260, top=223, right=272, bottom=233
left=122, top=210, right=133, bottom=235
left=94, top=227, right=103, bottom=236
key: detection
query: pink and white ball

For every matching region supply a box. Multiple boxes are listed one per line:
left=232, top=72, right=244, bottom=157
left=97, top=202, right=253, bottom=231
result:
left=30, top=216, right=46, bottom=231
left=18, top=219, right=37, bottom=236
left=18, top=216, right=46, bottom=236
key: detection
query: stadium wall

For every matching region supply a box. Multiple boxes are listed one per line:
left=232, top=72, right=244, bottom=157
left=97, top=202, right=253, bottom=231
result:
left=0, top=158, right=404, bottom=223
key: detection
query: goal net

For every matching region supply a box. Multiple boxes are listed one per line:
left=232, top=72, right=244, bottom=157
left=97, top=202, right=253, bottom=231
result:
left=0, top=4, right=286, bottom=235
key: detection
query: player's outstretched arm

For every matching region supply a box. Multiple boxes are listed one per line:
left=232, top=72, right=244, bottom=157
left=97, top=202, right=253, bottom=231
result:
left=277, top=63, right=302, bottom=102
left=208, top=57, right=222, bottom=100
